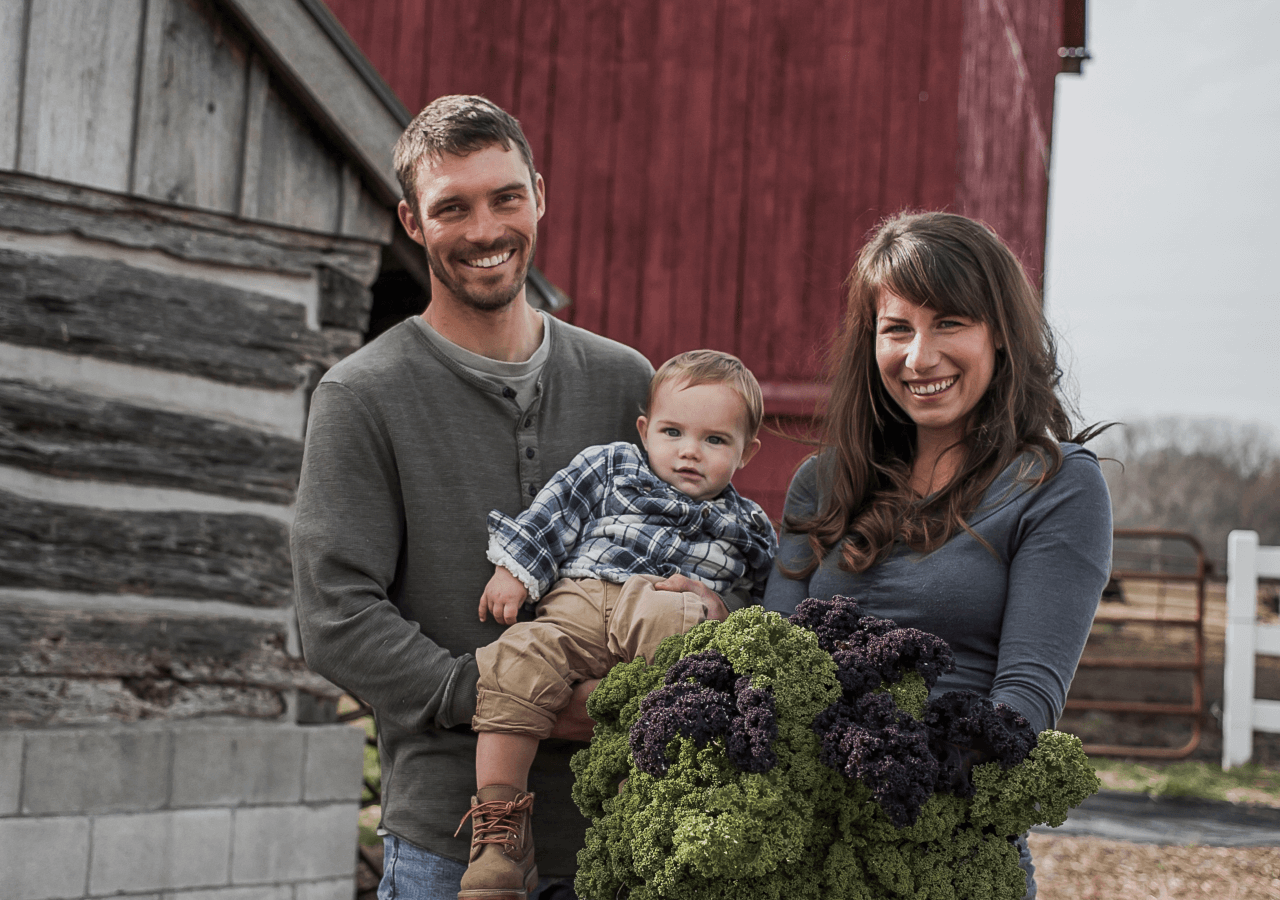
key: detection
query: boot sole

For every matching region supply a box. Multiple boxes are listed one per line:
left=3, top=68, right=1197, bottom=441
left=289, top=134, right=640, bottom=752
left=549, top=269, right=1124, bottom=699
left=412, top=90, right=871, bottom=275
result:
left=457, top=870, right=538, bottom=900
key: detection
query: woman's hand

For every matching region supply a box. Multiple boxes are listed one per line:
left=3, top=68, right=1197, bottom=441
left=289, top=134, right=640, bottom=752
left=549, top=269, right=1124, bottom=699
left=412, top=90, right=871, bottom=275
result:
left=655, top=573, right=730, bottom=622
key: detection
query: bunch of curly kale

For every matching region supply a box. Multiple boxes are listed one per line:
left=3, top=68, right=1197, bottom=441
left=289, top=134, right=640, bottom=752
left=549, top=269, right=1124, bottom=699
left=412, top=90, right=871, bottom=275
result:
left=570, top=597, right=1099, bottom=900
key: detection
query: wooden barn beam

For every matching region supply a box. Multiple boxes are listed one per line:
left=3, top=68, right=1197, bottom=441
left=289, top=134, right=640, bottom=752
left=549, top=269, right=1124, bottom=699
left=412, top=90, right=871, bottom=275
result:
left=215, top=0, right=406, bottom=207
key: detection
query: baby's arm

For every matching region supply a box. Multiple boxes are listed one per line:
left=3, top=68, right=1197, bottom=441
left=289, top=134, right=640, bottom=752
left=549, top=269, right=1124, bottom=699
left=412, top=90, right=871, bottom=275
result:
left=478, top=565, right=530, bottom=625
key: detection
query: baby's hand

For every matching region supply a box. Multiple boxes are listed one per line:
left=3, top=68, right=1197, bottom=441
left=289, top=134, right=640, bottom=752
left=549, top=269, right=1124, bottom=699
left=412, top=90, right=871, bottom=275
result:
left=479, top=566, right=529, bottom=625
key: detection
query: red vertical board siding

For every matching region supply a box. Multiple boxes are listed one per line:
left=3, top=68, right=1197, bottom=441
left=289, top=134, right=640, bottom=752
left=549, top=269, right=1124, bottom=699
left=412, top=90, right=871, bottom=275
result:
left=735, top=1, right=786, bottom=378
left=880, top=0, right=926, bottom=213
left=323, top=0, right=1064, bottom=518
left=768, top=7, right=824, bottom=382
left=568, top=1, right=624, bottom=340
left=801, top=0, right=859, bottom=351
left=393, top=0, right=430, bottom=115
left=917, top=0, right=964, bottom=212
left=701, top=0, right=754, bottom=358
left=846, top=1, right=891, bottom=264
left=666, top=3, right=720, bottom=358
left=955, top=0, right=1059, bottom=282
left=634, top=2, right=693, bottom=363
left=600, top=0, right=659, bottom=353
left=513, top=3, right=557, bottom=184
left=538, top=3, right=592, bottom=317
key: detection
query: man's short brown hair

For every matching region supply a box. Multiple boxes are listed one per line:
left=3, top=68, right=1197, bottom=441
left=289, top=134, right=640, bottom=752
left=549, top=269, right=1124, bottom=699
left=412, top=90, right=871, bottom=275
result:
left=393, top=95, right=537, bottom=208
left=646, top=350, right=764, bottom=440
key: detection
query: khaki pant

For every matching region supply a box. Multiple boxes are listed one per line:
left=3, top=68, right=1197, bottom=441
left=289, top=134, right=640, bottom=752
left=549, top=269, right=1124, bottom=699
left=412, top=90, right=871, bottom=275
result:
left=472, top=574, right=708, bottom=738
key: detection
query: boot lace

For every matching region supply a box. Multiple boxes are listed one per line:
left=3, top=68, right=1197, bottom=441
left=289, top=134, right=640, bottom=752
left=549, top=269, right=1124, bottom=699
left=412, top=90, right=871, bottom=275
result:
left=455, top=793, right=534, bottom=852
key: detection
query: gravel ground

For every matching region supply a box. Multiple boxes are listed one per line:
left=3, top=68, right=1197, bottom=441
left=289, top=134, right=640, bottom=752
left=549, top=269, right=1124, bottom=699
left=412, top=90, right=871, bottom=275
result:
left=1028, top=832, right=1280, bottom=899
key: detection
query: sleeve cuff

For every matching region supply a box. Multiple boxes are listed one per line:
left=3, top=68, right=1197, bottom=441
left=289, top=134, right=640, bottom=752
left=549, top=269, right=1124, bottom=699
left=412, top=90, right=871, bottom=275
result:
left=486, top=539, right=546, bottom=601
left=437, top=656, right=480, bottom=730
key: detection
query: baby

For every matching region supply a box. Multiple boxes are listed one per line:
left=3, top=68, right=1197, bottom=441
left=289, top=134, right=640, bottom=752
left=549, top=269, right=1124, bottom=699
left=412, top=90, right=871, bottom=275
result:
left=456, top=350, right=777, bottom=899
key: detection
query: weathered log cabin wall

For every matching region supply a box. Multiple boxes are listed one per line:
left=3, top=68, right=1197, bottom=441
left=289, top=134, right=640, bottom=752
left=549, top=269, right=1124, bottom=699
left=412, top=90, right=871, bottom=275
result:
left=0, top=1, right=398, bottom=894
left=0, top=0, right=394, bottom=728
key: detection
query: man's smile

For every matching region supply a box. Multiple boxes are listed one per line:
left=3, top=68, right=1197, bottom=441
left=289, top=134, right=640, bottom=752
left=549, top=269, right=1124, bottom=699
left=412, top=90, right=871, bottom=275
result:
left=462, top=249, right=515, bottom=269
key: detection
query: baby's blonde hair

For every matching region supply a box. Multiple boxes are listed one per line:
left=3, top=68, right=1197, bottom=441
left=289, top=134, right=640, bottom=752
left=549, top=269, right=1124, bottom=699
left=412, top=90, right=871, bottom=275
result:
left=646, top=350, right=764, bottom=440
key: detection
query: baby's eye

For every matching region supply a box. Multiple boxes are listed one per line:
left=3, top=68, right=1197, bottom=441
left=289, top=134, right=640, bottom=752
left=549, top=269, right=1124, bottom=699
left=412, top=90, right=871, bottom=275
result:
left=707, top=435, right=726, bottom=445
left=662, top=427, right=681, bottom=438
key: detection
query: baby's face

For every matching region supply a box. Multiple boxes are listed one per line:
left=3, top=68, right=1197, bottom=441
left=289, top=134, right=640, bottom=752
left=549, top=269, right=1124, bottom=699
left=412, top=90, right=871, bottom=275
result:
left=636, top=379, right=760, bottom=502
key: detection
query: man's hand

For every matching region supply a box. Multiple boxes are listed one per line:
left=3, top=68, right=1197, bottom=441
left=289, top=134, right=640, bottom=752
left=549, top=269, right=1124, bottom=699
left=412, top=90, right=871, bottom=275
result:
left=654, top=573, right=730, bottom=622
left=549, top=678, right=599, bottom=742
left=479, top=566, right=529, bottom=625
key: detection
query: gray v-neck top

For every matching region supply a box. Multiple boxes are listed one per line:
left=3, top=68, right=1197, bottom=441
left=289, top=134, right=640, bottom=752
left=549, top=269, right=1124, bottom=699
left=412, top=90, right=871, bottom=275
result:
left=763, top=443, right=1112, bottom=734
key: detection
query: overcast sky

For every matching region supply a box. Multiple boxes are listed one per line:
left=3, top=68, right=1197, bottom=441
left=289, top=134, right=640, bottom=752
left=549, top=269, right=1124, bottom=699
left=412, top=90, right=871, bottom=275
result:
left=1043, top=0, right=1280, bottom=442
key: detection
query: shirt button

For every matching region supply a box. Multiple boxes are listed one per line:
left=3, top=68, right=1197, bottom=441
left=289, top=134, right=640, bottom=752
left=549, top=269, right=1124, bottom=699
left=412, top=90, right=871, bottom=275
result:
left=502, top=386, right=516, bottom=399
left=526, top=447, right=535, bottom=459
left=528, top=484, right=537, bottom=497
left=524, top=418, right=533, bottom=428
left=701, top=508, right=710, bottom=519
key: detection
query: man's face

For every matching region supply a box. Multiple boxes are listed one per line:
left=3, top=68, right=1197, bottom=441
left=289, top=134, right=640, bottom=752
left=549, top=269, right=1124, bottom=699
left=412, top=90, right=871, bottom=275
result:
left=397, top=144, right=545, bottom=312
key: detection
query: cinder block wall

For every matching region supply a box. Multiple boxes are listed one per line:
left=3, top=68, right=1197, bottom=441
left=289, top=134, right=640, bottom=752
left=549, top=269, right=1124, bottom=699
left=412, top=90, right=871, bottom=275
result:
left=0, top=721, right=365, bottom=900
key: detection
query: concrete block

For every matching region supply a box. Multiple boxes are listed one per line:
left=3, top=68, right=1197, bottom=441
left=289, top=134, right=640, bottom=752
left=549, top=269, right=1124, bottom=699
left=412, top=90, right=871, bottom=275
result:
left=230, top=803, right=358, bottom=883
left=23, top=727, right=170, bottom=814
left=171, top=724, right=305, bottom=807
left=159, top=885, right=290, bottom=900
left=89, top=808, right=231, bottom=894
left=0, top=731, right=23, bottom=814
left=0, top=815, right=91, bottom=900
left=159, top=888, right=290, bottom=900
left=296, top=877, right=359, bottom=900
left=303, top=724, right=366, bottom=802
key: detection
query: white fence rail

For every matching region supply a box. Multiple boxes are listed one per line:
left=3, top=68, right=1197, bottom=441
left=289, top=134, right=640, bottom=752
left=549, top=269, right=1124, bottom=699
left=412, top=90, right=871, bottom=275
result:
left=1222, top=530, right=1280, bottom=768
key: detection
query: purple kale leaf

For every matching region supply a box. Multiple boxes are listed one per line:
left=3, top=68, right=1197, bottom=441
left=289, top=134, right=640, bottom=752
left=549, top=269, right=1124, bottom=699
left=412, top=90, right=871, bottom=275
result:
left=847, top=621, right=955, bottom=689
left=726, top=676, right=779, bottom=773
left=923, top=691, right=1039, bottom=797
left=813, top=691, right=938, bottom=827
left=630, top=681, right=734, bottom=776
left=630, top=650, right=780, bottom=777
left=665, top=648, right=739, bottom=693
left=788, top=596, right=867, bottom=652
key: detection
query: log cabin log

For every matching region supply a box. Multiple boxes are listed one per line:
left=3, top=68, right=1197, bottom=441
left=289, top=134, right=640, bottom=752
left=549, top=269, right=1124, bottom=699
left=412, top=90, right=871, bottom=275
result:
left=0, top=171, right=383, bottom=286
left=0, top=247, right=346, bottom=389
left=0, top=379, right=303, bottom=502
left=0, top=601, right=334, bottom=696
left=0, top=675, right=287, bottom=726
left=0, top=490, right=293, bottom=607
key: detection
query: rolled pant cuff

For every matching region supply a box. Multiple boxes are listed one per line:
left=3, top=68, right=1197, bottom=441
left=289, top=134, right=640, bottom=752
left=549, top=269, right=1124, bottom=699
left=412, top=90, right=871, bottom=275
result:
left=472, top=686, right=559, bottom=738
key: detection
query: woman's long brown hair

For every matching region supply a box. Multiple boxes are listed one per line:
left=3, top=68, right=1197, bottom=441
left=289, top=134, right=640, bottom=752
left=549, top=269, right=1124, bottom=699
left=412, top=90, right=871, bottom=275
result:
left=784, top=211, right=1105, bottom=577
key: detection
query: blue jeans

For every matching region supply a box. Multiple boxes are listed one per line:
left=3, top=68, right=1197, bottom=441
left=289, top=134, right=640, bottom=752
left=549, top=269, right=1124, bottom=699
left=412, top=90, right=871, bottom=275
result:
left=379, top=834, right=577, bottom=900
left=1017, top=832, right=1037, bottom=899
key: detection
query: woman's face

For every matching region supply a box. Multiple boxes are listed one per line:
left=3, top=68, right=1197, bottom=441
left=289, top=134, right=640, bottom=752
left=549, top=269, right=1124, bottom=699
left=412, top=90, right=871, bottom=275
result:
left=874, top=289, right=998, bottom=446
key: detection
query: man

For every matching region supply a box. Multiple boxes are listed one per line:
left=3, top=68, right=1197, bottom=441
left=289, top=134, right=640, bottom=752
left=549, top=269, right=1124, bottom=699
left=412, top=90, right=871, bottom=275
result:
left=292, top=95, right=653, bottom=899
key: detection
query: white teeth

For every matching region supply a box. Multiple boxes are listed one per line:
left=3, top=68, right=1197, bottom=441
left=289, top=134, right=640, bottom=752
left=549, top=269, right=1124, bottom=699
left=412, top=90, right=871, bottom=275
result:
left=908, top=377, right=957, bottom=396
left=466, top=250, right=514, bottom=269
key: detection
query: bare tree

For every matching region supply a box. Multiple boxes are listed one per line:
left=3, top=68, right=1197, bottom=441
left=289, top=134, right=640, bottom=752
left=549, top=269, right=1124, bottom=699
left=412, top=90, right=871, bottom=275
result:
left=1095, top=418, right=1280, bottom=570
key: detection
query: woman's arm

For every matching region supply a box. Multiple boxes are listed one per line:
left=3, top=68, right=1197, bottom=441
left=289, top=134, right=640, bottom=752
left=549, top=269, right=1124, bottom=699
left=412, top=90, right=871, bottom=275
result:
left=763, top=457, right=822, bottom=616
left=990, top=449, right=1113, bottom=735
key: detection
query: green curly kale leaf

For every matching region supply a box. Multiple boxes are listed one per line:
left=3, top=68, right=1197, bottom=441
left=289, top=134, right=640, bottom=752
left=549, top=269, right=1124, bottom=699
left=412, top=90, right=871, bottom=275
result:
left=571, top=598, right=1099, bottom=899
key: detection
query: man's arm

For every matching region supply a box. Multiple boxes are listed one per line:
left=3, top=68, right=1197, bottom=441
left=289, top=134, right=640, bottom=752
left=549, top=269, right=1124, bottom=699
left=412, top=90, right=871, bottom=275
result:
left=292, top=381, right=478, bottom=732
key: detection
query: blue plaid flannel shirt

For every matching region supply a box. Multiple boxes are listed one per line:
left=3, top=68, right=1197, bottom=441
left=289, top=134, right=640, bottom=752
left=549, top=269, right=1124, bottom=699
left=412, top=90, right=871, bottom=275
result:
left=486, top=442, right=777, bottom=607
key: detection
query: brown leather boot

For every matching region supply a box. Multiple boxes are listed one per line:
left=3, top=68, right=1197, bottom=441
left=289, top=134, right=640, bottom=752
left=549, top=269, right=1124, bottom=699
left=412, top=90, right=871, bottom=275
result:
left=456, top=784, right=538, bottom=900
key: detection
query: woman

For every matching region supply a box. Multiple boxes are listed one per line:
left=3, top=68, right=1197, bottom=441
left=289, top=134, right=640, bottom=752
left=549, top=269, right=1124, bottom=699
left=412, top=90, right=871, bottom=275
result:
left=762, top=211, right=1112, bottom=898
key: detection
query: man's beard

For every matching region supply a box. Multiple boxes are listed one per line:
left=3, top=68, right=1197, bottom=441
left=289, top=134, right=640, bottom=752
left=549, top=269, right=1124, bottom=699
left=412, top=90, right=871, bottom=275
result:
left=426, top=236, right=536, bottom=312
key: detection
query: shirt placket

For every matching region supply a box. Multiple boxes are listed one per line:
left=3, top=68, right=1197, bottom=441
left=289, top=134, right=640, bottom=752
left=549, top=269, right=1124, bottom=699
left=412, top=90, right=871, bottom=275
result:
left=512, top=384, right=543, bottom=509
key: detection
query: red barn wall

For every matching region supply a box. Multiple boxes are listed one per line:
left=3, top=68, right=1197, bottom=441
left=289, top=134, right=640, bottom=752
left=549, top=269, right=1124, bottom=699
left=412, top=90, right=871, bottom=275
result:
left=324, top=0, right=1067, bottom=518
